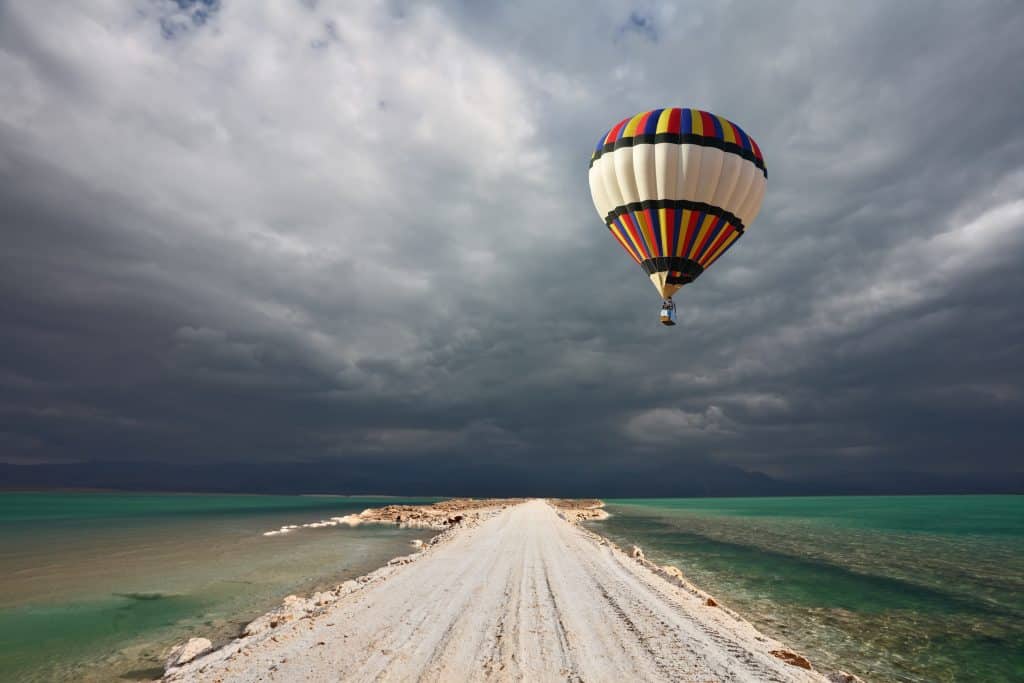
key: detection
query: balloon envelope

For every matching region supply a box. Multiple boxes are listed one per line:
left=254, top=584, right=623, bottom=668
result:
left=589, top=108, right=767, bottom=299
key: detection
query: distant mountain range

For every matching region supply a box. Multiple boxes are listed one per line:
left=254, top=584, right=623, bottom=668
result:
left=2, top=460, right=1021, bottom=496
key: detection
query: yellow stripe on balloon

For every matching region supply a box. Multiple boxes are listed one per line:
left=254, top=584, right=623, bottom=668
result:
left=635, top=211, right=656, bottom=258
left=623, top=112, right=647, bottom=138
left=675, top=210, right=691, bottom=257
left=687, top=215, right=717, bottom=259
left=656, top=108, right=674, bottom=134
left=702, top=232, right=740, bottom=268
left=658, top=208, right=668, bottom=257
left=690, top=109, right=704, bottom=136
left=717, top=116, right=737, bottom=144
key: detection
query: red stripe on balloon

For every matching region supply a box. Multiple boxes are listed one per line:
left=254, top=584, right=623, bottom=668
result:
left=699, top=111, right=717, bottom=138
left=668, top=108, right=682, bottom=134
left=634, top=111, right=652, bottom=137
left=609, top=117, right=631, bottom=143
left=700, top=224, right=734, bottom=265
left=750, top=137, right=763, bottom=162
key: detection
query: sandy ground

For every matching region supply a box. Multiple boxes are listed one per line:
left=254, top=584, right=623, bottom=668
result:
left=165, top=500, right=828, bottom=682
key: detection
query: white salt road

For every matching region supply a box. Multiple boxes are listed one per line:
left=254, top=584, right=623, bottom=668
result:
left=167, top=500, right=826, bottom=682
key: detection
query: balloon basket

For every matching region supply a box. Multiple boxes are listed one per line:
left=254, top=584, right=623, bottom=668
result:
left=659, top=300, right=677, bottom=326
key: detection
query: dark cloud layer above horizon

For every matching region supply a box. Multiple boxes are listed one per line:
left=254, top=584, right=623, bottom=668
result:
left=2, top=1, right=1023, bottom=491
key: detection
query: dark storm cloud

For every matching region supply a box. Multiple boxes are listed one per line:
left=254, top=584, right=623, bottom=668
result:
left=0, top=1, right=1022, bottom=490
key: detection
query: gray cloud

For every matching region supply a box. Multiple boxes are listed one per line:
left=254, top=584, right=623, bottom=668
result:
left=1, top=1, right=1022, bottom=488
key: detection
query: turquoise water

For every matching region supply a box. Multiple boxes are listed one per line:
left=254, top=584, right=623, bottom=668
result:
left=590, top=495, right=1024, bottom=682
left=0, top=492, right=439, bottom=681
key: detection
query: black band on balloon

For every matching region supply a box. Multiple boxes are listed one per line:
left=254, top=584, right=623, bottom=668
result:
left=605, top=199, right=746, bottom=234
left=640, top=257, right=705, bottom=285
left=589, top=133, right=767, bottom=176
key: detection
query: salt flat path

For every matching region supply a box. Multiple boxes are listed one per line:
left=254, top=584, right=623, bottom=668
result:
left=168, top=500, right=824, bottom=682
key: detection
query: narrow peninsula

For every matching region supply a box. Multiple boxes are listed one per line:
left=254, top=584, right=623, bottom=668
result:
left=164, top=499, right=857, bottom=682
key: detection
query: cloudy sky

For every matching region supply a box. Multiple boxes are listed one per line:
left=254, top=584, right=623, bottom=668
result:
left=2, top=1, right=1022, bottom=490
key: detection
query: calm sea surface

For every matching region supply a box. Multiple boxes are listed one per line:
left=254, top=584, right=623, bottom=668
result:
left=589, top=495, right=1024, bottom=682
left=0, top=492, right=438, bottom=681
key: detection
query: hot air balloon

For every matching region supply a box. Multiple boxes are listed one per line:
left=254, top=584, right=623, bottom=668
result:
left=588, top=108, right=767, bottom=326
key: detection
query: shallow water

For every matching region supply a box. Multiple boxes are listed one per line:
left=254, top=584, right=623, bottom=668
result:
left=589, top=495, right=1024, bottom=682
left=0, top=492, right=438, bottom=681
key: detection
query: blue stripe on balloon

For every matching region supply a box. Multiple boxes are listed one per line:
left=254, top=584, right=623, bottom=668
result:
left=680, top=108, right=693, bottom=135
left=733, top=124, right=750, bottom=151
left=709, top=115, right=724, bottom=139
